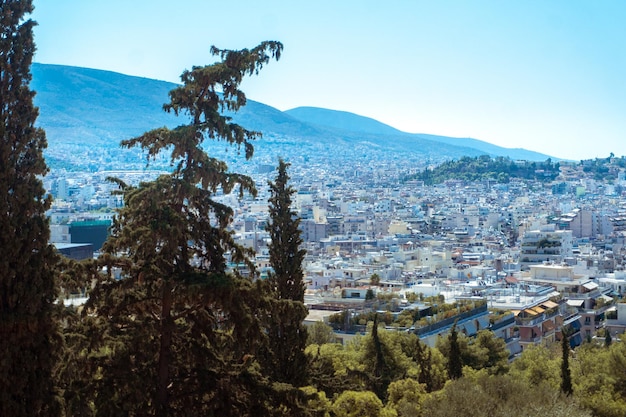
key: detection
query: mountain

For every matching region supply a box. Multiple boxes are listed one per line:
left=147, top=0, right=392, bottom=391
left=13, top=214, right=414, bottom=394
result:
left=285, top=107, right=403, bottom=136
left=285, top=106, right=551, bottom=161
left=30, top=63, right=554, bottom=171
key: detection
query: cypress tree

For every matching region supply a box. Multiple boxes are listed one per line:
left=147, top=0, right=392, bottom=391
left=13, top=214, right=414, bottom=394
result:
left=0, top=1, right=61, bottom=415
left=370, top=314, right=389, bottom=399
left=415, top=337, right=436, bottom=392
left=561, top=330, right=573, bottom=396
left=264, top=158, right=308, bottom=386
left=447, top=322, right=463, bottom=380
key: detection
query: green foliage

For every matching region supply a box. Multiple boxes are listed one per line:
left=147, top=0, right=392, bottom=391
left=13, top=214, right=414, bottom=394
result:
left=62, top=41, right=285, bottom=416
left=307, top=321, right=337, bottom=346
left=370, top=273, right=381, bottom=286
left=571, top=343, right=626, bottom=417
left=445, top=323, right=463, bottom=380
left=386, top=378, right=427, bottom=417
left=332, top=390, right=395, bottom=417
left=0, top=2, right=62, bottom=415
left=407, top=155, right=560, bottom=185
left=579, top=156, right=626, bottom=181
left=306, top=343, right=368, bottom=398
left=509, top=344, right=560, bottom=389
left=436, top=328, right=508, bottom=378
left=421, top=373, right=591, bottom=417
left=405, top=292, right=419, bottom=303
left=262, top=158, right=309, bottom=388
left=300, top=386, right=332, bottom=417
left=470, top=330, right=510, bottom=375
left=561, top=332, right=573, bottom=396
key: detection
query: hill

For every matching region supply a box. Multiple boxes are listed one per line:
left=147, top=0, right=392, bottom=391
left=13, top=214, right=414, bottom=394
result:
left=30, top=63, right=555, bottom=171
left=285, top=106, right=552, bottom=161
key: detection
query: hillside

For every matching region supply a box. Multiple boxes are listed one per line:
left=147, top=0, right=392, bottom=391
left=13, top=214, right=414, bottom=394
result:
left=31, top=63, right=554, bottom=170
left=286, top=106, right=552, bottom=161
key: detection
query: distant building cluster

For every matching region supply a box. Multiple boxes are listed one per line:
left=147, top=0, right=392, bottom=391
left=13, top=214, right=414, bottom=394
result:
left=47, top=154, right=626, bottom=355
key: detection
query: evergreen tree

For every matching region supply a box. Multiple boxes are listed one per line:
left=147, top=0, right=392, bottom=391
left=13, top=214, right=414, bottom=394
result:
left=561, top=331, right=573, bottom=396
left=71, top=41, right=283, bottom=416
left=264, top=158, right=309, bottom=386
left=605, top=329, right=612, bottom=347
left=414, top=336, right=436, bottom=392
left=446, top=323, right=463, bottom=380
left=0, top=2, right=61, bottom=415
left=370, top=314, right=389, bottom=399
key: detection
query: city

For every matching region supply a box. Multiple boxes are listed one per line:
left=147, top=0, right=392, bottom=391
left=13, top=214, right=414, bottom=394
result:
left=48, top=148, right=626, bottom=356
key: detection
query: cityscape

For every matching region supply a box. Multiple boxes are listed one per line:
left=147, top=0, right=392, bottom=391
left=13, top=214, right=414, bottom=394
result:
left=6, top=2, right=626, bottom=415
left=49, top=140, right=626, bottom=355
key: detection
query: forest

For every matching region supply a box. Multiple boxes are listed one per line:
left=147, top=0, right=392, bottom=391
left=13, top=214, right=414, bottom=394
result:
left=2, top=2, right=626, bottom=416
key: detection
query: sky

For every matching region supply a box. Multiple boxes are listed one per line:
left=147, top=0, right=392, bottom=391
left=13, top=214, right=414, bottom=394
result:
left=31, top=0, right=626, bottom=161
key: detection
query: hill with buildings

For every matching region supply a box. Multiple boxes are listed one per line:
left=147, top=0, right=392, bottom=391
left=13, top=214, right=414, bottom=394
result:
left=31, top=63, right=553, bottom=171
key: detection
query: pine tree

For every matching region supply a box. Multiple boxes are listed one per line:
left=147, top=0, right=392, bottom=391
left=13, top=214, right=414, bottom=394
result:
left=264, top=158, right=308, bottom=386
left=0, top=1, right=61, bottom=415
left=71, top=42, right=283, bottom=416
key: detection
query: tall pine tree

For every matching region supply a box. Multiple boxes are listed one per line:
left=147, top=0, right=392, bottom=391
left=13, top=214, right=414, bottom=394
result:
left=69, top=42, right=284, bottom=416
left=0, top=1, right=61, bottom=415
left=264, top=158, right=308, bottom=386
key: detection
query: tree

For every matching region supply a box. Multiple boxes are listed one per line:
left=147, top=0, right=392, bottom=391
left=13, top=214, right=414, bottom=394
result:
left=359, top=321, right=419, bottom=401
left=72, top=41, right=284, bottom=416
left=421, top=373, right=591, bottom=417
left=411, top=335, right=446, bottom=392
left=370, top=273, right=381, bottom=286
left=561, top=331, right=573, bottom=396
left=444, top=323, right=463, bottom=380
left=332, top=390, right=396, bottom=417
left=263, top=158, right=309, bottom=387
left=571, top=343, right=626, bottom=417
left=370, top=315, right=389, bottom=399
left=307, top=321, right=336, bottom=346
left=0, top=2, right=61, bottom=415
left=386, top=378, right=427, bottom=417
left=469, top=330, right=509, bottom=375
left=306, top=342, right=367, bottom=398
left=509, top=344, right=560, bottom=389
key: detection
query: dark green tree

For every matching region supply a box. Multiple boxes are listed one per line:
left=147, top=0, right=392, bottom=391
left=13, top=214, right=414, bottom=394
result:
left=370, top=273, right=381, bottom=286
left=70, top=41, right=283, bottom=417
left=0, top=2, right=61, bottom=415
left=561, top=331, right=573, bottom=396
left=370, top=315, right=388, bottom=398
left=361, top=316, right=415, bottom=401
left=446, top=323, right=463, bottom=380
left=414, top=336, right=439, bottom=392
left=263, top=158, right=309, bottom=387
left=605, top=329, right=612, bottom=347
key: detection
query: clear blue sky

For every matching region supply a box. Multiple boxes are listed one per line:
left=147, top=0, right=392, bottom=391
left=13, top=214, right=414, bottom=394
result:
left=32, top=0, right=625, bottom=161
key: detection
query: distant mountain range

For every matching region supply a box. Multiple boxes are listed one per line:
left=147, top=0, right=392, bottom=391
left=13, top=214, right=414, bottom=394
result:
left=30, top=63, right=554, bottom=170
